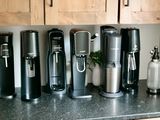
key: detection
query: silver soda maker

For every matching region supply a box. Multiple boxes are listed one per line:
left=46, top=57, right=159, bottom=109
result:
left=100, top=26, right=123, bottom=98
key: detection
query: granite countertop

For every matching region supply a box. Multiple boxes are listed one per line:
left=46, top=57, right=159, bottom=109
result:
left=1, top=80, right=160, bottom=120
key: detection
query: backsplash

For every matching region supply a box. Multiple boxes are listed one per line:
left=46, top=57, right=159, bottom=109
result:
left=0, top=25, right=159, bottom=87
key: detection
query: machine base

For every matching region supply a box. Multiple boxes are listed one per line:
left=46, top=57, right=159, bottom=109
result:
left=100, top=91, right=123, bottom=98
left=44, top=85, right=66, bottom=95
left=69, top=88, right=92, bottom=99
left=147, top=88, right=160, bottom=95
left=0, top=93, right=16, bottom=99
left=50, top=89, right=66, bottom=96
left=122, top=87, right=138, bottom=94
left=21, top=96, right=40, bottom=103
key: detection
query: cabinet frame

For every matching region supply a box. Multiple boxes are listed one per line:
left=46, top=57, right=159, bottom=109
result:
left=0, top=0, right=44, bottom=25
left=119, top=0, right=160, bottom=24
left=45, top=0, right=118, bottom=25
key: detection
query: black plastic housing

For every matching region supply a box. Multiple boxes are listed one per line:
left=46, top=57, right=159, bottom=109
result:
left=21, top=30, right=41, bottom=101
left=0, top=33, right=15, bottom=98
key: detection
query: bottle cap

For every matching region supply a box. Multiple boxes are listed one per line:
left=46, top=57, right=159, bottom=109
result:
left=151, top=46, right=159, bottom=60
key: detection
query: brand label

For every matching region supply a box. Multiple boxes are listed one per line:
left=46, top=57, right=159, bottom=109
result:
left=79, top=50, right=86, bottom=53
left=52, top=37, right=62, bottom=40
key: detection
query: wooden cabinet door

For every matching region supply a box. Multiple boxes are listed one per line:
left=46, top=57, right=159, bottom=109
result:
left=45, top=0, right=118, bottom=25
left=120, top=0, right=160, bottom=24
left=0, top=0, right=44, bottom=25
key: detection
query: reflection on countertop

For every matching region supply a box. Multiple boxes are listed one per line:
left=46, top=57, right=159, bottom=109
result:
left=0, top=80, right=160, bottom=120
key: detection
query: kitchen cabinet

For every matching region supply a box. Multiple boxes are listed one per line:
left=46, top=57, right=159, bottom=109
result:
left=45, top=0, right=118, bottom=25
left=1, top=0, right=160, bottom=25
left=0, top=0, right=44, bottom=25
left=120, top=0, right=160, bottom=24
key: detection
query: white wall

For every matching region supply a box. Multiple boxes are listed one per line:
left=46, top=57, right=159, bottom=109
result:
left=0, top=25, right=159, bottom=87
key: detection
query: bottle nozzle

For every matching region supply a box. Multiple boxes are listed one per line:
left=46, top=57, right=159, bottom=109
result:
left=151, top=46, right=159, bottom=60
left=1, top=43, right=9, bottom=68
left=91, top=33, right=99, bottom=42
left=91, top=33, right=99, bottom=39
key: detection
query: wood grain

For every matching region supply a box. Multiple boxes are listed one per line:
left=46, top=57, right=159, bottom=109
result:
left=120, top=0, right=160, bottom=24
left=45, top=0, right=118, bottom=25
left=31, top=0, right=44, bottom=25
left=0, top=12, right=30, bottom=25
left=58, top=0, right=105, bottom=12
left=0, top=0, right=29, bottom=12
left=0, top=0, right=44, bottom=25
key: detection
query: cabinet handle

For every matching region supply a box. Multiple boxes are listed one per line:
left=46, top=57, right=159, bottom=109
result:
left=105, top=0, right=107, bottom=12
left=123, top=0, right=129, bottom=6
left=50, top=0, right=53, bottom=7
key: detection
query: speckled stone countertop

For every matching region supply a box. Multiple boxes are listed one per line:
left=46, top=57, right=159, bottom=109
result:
left=1, top=80, right=160, bottom=120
